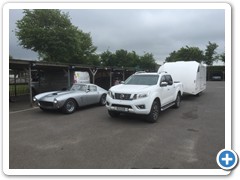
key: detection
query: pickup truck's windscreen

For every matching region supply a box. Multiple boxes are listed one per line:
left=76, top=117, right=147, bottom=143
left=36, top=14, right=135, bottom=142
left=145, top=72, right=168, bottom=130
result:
left=125, top=75, right=159, bottom=85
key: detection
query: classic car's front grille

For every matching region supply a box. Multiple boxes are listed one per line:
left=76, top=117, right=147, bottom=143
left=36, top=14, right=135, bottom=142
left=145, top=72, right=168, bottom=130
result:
left=115, top=93, right=131, bottom=100
left=39, top=101, right=54, bottom=107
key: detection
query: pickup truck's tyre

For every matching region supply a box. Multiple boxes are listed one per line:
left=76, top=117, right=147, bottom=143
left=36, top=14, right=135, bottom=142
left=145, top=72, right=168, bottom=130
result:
left=174, top=93, right=181, bottom=108
left=108, top=110, right=120, bottom=118
left=62, top=99, right=76, bottom=114
left=146, top=100, right=160, bottom=123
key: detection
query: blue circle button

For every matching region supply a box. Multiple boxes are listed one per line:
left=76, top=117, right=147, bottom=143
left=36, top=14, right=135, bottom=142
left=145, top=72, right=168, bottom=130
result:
left=216, top=149, right=238, bottom=170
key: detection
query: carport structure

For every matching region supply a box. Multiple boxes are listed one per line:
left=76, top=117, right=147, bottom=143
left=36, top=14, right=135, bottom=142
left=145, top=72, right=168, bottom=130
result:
left=9, top=59, right=135, bottom=107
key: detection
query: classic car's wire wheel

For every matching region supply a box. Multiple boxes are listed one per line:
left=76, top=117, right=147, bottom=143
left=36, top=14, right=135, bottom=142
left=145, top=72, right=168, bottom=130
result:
left=99, top=94, right=107, bottom=105
left=63, top=99, right=76, bottom=114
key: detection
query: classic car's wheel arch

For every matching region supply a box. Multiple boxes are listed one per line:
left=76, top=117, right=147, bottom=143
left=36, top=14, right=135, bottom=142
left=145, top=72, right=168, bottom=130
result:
left=70, top=98, right=79, bottom=108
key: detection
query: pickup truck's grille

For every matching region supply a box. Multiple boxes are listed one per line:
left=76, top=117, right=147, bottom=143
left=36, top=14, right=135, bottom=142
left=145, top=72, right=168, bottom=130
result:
left=112, top=104, right=132, bottom=109
left=115, top=93, right=131, bottom=100
left=39, top=101, right=54, bottom=107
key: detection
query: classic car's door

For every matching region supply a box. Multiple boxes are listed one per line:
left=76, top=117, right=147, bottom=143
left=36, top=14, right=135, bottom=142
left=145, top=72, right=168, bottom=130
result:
left=84, top=85, right=99, bottom=105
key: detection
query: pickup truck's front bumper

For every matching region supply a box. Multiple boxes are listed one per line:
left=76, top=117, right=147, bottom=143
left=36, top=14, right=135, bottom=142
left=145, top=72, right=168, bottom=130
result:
left=106, top=95, right=152, bottom=115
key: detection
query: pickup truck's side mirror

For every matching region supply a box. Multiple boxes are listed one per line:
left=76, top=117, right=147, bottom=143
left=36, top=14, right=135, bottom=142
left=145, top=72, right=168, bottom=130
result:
left=160, top=82, right=168, bottom=87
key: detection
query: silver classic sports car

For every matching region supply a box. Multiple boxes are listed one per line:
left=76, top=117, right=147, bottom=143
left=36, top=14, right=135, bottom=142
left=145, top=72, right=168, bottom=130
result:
left=33, top=83, right=107, bottom=114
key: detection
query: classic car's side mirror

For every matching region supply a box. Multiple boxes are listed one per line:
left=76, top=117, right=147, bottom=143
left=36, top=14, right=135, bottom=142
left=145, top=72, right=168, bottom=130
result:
left=86, top=89, right=90, bottom=93
left=160, top=82, right=168, bottom=87
left=120, top=81, right=125, bottom=84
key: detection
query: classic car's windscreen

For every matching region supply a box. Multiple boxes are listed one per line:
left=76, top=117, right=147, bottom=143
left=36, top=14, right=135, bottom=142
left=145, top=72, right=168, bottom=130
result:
left=70, top=84, right=87, bottom=91
left=125, top=75, right=159, bottom=85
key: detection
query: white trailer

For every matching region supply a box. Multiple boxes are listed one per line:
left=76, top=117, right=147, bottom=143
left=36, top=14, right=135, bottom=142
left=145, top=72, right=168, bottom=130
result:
left=158, top=61, right=206, bottom=95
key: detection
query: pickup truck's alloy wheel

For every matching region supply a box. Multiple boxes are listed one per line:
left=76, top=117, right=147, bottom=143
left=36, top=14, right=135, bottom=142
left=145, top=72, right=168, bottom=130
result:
left=174, top=93, right=181, bottom=108
left=63, top=99, right=76, bottom=114
left=147, top=100, right=160, bottom=123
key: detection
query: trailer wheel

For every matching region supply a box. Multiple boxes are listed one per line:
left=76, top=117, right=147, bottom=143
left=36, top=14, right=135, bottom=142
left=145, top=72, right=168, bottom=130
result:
left=146, top=100, right=160, bottom=123
left=174, top=93, right=181, bottom=108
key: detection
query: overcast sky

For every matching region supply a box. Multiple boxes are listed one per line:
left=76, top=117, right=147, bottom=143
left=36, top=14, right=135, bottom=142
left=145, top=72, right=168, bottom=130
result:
left=9, top=9, right=225, bottom=65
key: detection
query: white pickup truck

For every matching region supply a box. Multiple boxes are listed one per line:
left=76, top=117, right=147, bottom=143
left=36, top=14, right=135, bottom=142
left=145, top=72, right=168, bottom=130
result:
left=106, top=71, right=183, bottom=123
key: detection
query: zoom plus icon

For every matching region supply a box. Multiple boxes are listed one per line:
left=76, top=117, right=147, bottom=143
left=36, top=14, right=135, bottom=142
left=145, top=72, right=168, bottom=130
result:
left=216, top=149, right=238, bottom=170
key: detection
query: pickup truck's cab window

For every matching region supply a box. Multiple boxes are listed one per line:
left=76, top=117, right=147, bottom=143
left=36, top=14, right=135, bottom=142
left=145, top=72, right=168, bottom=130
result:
left=160, top=75, right=173, bottom=86
left=165, top=75, right=173, bottom=85
left=160, top=75, right=166, bottom=84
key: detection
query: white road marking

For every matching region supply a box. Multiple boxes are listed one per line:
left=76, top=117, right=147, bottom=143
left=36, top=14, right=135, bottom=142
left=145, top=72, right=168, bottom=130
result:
left=9, top=107, right=39, bottom=114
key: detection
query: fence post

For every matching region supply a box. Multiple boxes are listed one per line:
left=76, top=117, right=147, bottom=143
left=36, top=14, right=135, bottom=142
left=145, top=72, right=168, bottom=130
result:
left=29, top=64, right=33, bottom=106
left=89, top=68, right=98, bottom=84
left=68, top=68, right=71, bottom=89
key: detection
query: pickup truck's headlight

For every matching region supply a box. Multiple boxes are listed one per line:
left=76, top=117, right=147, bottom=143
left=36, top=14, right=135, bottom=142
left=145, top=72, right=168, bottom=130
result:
left=107, top=90, right=114, bottom=99
left=138, top=93, right=148, bottom=99
left=133, top=92, right=149, bottom=100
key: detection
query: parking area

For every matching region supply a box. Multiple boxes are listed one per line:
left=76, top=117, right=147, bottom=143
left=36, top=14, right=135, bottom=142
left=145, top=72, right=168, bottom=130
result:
left=9, top=81, right=225, bottom=169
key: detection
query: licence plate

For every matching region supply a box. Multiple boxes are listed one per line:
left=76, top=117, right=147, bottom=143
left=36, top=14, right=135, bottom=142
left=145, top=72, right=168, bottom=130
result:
left=116, top=107, right=128, bottom=112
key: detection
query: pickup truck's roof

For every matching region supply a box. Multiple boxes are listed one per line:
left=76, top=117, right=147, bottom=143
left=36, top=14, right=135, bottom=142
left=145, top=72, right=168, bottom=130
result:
left=135, top=72, right=168, bottom=76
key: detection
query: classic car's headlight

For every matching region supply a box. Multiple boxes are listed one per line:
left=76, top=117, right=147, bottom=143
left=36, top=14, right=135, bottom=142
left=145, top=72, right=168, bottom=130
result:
left=107, top=90, right=114, bottom=99
left=33, top=97, right=37, bottom=102
left=53, top=99, right=58, bottom=104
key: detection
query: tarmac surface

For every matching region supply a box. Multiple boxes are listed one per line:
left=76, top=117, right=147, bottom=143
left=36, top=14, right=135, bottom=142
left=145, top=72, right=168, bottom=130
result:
left=8, top=81, right=225, bottom=169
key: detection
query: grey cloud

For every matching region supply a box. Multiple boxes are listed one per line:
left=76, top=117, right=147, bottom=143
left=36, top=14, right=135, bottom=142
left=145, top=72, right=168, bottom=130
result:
left=9, top=9, right=225, bottom=64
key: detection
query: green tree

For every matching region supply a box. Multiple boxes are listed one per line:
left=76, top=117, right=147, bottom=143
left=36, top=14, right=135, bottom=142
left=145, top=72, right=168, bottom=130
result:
left=100, top=50, right=116, bottom=67
left=165, top=51, right=178, bottom=62
left=115, top=49, right=129, bottom=67
left=219, top=52, right=225, bottom=64
left=139, top=53, right=157, bottom=71
left=15, top=9, right=97, bottom=64
left=127, top=51, right=139, bottom=67
left=165, top=46, right=204, bottom=63
left=100, top=50, right=157, bottom=71
left=165, top=42, right=220, bottom=65
left=203, top=41, right=219, bottom=65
